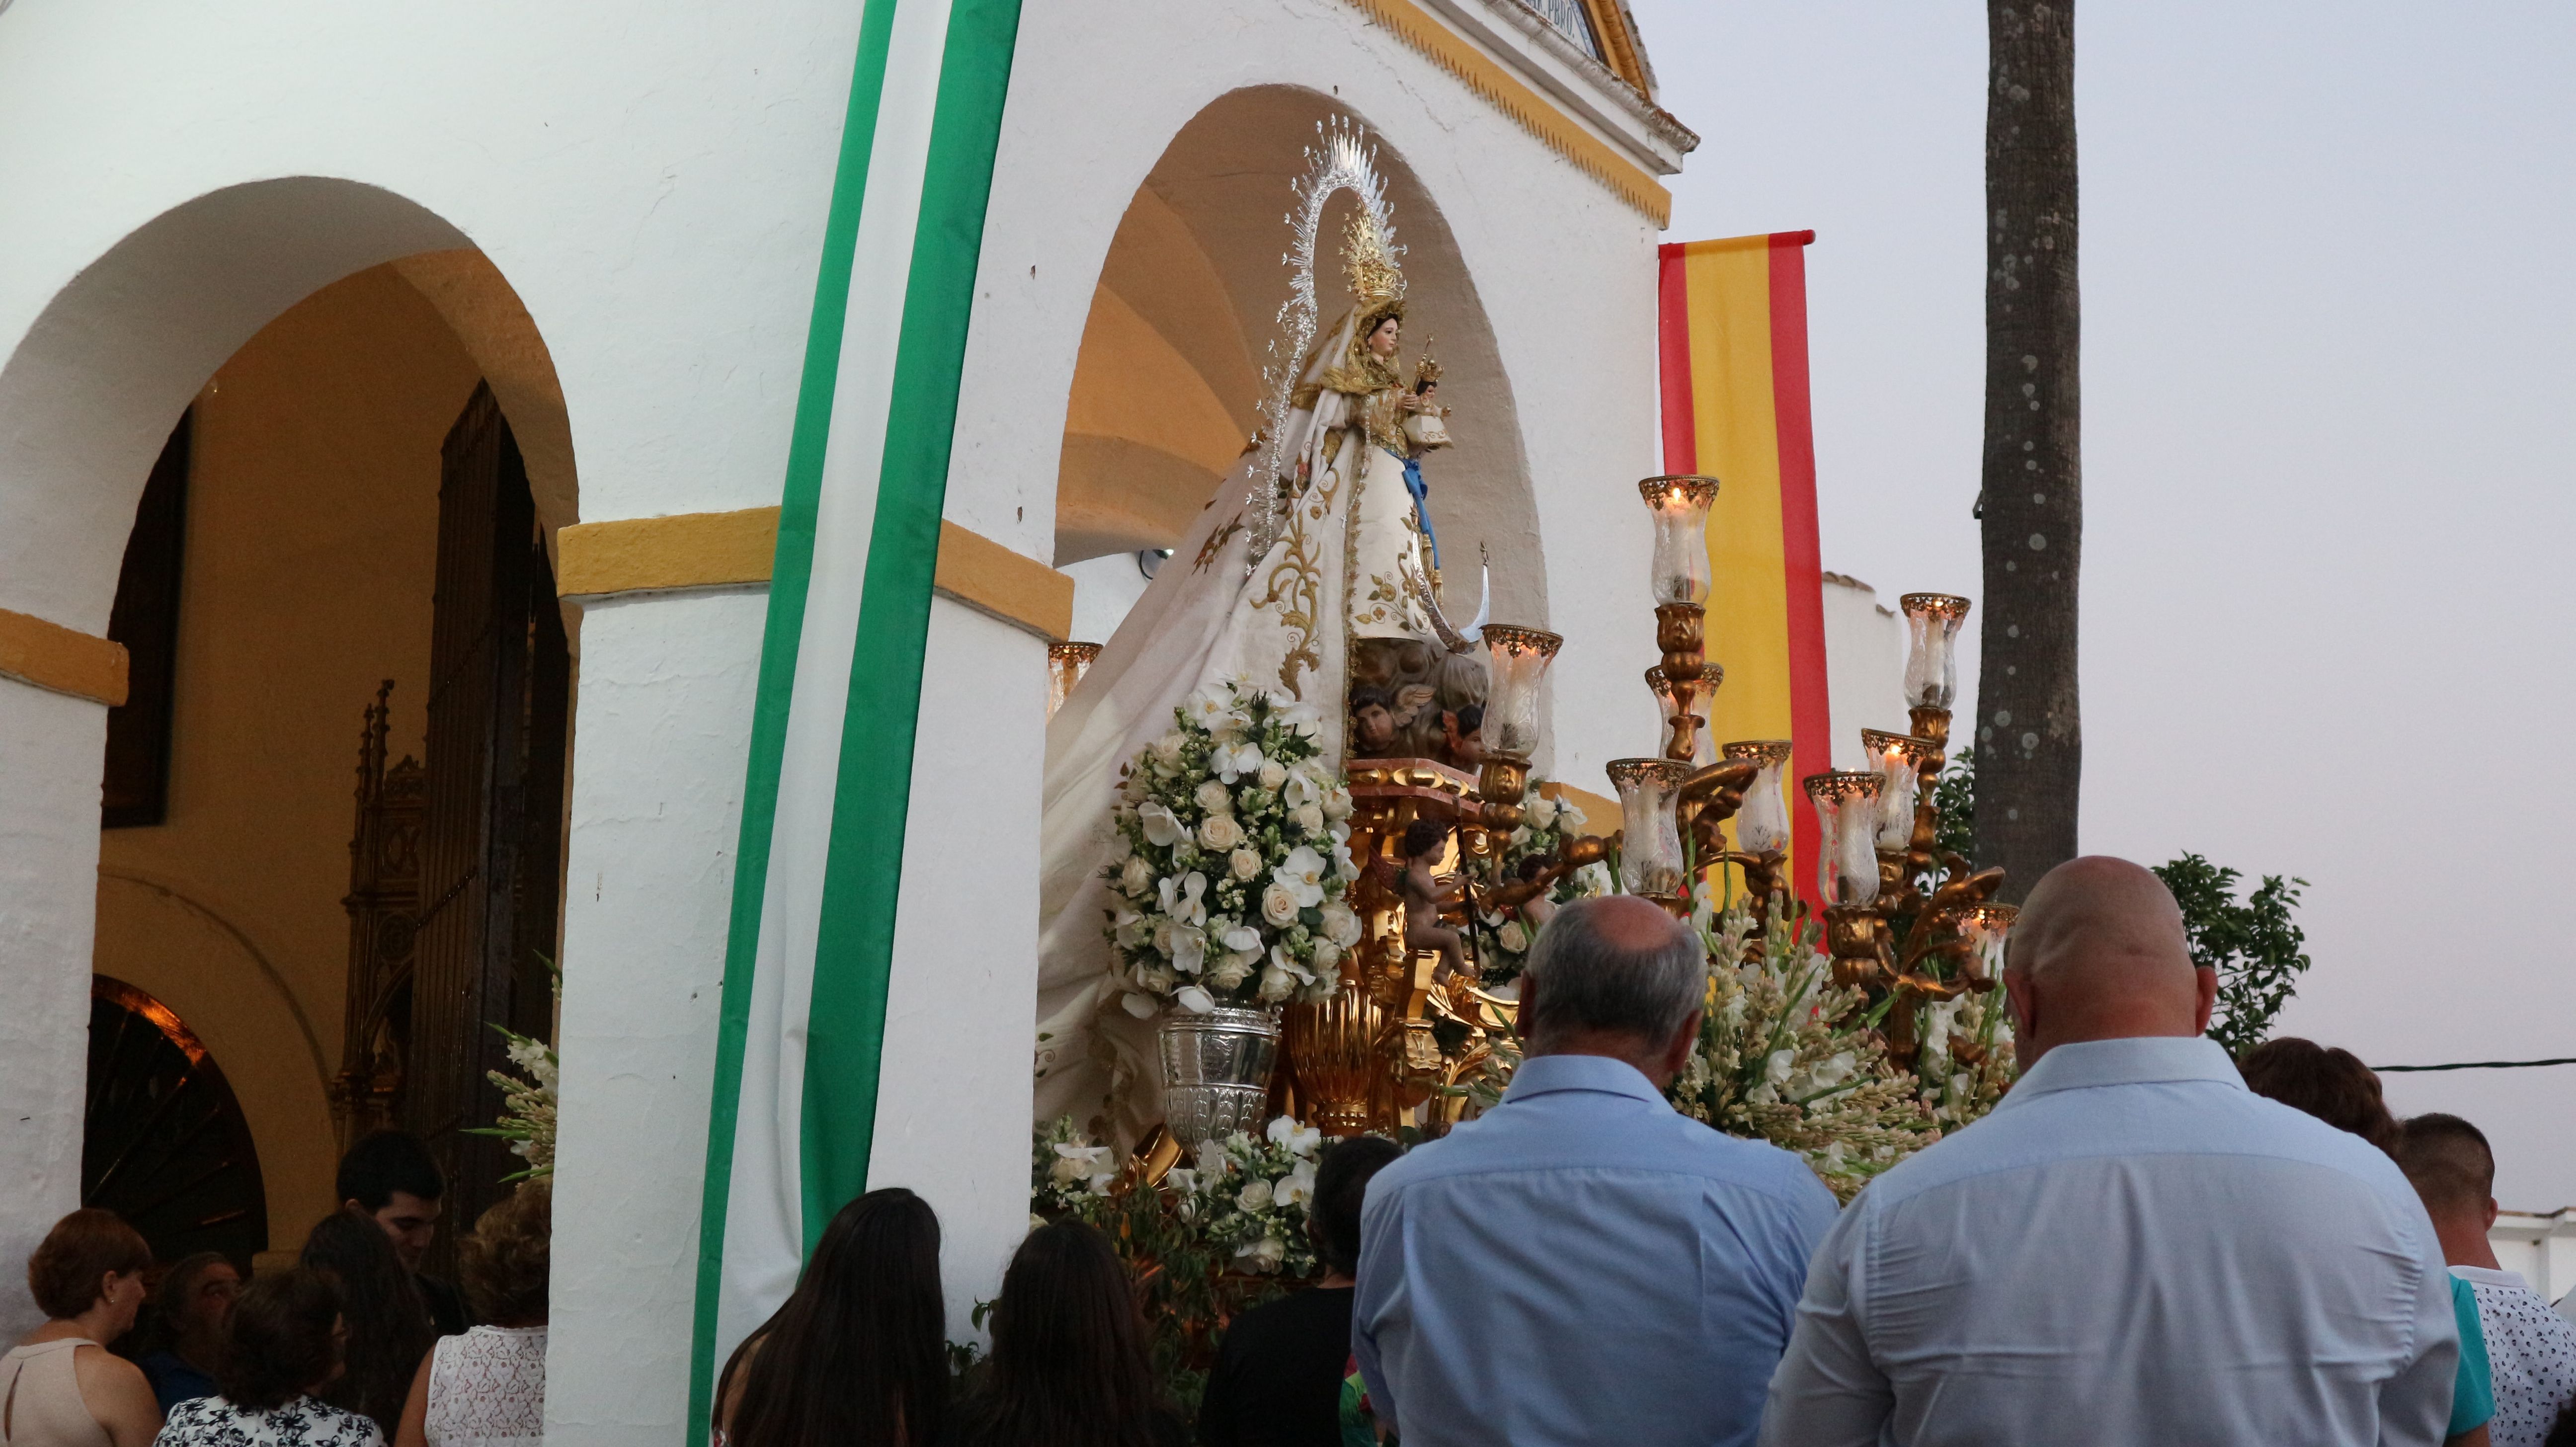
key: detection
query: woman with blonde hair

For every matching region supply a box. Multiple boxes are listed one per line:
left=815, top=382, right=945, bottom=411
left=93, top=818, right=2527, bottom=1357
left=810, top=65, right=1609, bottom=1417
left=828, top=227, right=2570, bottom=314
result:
left=392, top=1184, right=549, bottom=1447
left=1, top=1208, right=161, bottom=1447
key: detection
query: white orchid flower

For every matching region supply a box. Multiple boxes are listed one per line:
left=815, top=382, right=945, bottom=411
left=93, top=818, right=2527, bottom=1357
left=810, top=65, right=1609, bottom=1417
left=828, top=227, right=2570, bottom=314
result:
left=1281, top=769, right=1320, bottom=808
left=1267, top=1118, right=1323, bottom=1157
left=1171, top=923, right=1207, bottom=975
left=1174, top=984, right=1215, bottom=1014
left=1220, top=924, right=1263, bottom=955
left=1273, top=1173, right=1312, bottom=1209
left=1213, top=740, right=1266, bottom=784
left=1164, top=1167, right=1198, bottom=1196
left=1122, top=992, right=1157, bottom=1018
left=1158, top=871, right=1209, bottom=926
left=1268, top=943, right=1313, bottom=984
left=1138, top=800, right=1186, bottom=847
left=1273, top=846, right=1328, bottom=907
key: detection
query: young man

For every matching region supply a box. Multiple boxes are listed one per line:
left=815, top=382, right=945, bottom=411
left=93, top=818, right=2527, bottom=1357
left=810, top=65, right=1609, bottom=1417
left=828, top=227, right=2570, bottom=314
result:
left=336, top=1129, right=469, bottom=1336
left=2397, top=1113, right=2576, bottom=1447
left=1199, top=1136, right=1404, bottom=1447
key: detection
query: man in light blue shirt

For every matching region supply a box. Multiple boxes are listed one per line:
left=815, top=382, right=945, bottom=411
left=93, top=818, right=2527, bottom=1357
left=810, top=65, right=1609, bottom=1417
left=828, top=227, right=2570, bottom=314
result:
left=1354, top=894, right=1837, bottom=1447
left=1760, top=856, right=2461, bottom=1447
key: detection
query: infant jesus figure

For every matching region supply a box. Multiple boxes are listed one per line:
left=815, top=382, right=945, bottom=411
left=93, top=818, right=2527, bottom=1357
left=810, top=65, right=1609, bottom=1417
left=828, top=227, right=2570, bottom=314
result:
left=1383, top=816, right=1468, bottom=985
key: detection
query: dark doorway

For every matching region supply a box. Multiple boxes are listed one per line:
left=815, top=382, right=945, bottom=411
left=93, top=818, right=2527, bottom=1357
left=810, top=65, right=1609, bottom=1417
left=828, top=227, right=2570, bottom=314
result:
left=102, top=412, right=191, bottom=828
left=84, top=976, right=267, bottom=1266
left=404, top=383, right=569, bottom=1247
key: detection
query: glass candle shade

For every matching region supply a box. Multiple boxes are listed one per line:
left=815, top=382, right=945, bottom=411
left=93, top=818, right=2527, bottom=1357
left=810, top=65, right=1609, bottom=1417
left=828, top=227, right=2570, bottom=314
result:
left=1802, top=770, right=1885, bottom=907
left=1899, top=594, right=1971, bottom=710
left=1721, top=739, right=1793, bottom=854
left=1638, top=476, right=1719, bottom=607
left=1645, top=663, right=1725, bottom=765
left=1858, top=729, right=1933, bottom=849
left=1959, top=902, right=2019, bottom=979
left=1480, top=625, right=1563, bottom=759
left=1046, top=641, right=1102, bottom=719
left=1606, top=757, right=1693, bottom=899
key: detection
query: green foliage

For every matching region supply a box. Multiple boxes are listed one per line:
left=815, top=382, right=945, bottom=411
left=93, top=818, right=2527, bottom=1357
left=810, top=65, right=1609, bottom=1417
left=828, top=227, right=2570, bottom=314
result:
left=2150, top=853, right=2311, bottom=1057
left=1931, top=749, right=1976, bottom=863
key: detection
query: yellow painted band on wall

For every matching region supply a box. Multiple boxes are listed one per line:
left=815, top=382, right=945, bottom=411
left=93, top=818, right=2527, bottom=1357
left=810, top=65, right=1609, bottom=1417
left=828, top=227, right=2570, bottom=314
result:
left=0, top=606, right=129, bottom=706
left=933, top=520, right=1074, bottom=643
left=557, top=506, right=784, bottom=597
left=560, top=506, right=1070, bottom=640
left=1337, top=0, right=1674, bottom=226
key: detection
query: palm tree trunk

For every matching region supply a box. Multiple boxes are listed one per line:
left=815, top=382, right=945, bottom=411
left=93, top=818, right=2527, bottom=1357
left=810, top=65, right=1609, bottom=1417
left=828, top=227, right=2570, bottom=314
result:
left=1975, top=0, right=2081, bottom=898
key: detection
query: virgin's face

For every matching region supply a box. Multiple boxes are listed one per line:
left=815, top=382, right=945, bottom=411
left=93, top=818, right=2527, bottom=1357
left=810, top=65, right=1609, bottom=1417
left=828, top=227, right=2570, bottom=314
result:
left=1367, top=318, right=1400, bottom=359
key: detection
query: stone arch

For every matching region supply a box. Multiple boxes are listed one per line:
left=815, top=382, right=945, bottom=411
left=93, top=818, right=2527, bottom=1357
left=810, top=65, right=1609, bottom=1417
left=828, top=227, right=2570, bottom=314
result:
left=0, top=176, right=578, bottom=634
left=1053, top=84, right=1547, bottom=628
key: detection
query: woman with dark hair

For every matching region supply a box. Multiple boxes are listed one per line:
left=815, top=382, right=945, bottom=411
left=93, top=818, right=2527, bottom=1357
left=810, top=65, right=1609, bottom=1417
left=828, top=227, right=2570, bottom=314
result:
left=3, top=1208, right=161, bottom=1447
left=154, top=1268, right=380, bottom=1447
left=300, top=1213, right=432, bottom=1441
left=393, top=1184, right=550, bottom=1447
left=2241, top=1036, right=2496, bottom=1447
left=1200, top=1136, right=1403, bottom=1447
left=949, top=1219, right=1184, bottom=1447
left=136, top=1252, right=241, bottom=1414
left=713, top=1188, right=947, bottom=1447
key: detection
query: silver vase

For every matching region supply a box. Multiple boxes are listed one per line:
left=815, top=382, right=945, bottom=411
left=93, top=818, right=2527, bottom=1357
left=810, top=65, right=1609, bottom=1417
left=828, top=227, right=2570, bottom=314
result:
left=1157, top=1005, right=1280, bottom=1148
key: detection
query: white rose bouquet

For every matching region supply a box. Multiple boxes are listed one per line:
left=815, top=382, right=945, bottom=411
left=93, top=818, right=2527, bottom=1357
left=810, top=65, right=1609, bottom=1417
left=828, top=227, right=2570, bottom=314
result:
left=1170, top=1116, right=1324, bottom=1277
left=1104, top=681, right=1360, bottom=1016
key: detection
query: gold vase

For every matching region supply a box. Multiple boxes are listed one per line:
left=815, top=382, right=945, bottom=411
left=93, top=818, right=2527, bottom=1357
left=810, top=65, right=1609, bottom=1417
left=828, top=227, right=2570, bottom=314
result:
left=1283, top=980, right=1384, bottom=1136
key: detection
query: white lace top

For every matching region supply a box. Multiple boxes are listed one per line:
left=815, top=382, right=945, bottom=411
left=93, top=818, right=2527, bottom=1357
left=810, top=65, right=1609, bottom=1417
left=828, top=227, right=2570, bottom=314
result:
left=423, top=1327, right=546, bottom=1447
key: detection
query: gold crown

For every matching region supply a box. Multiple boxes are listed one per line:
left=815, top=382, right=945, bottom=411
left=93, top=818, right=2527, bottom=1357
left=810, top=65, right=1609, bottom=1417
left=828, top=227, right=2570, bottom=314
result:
left=1413, top=336, right=1441, bottom=388
left=1344, top=210, right=1406, bottom=319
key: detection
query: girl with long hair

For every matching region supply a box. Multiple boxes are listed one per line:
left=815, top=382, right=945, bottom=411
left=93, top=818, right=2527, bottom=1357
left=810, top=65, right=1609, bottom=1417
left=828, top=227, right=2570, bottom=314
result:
left=950, top=1219, right=1184, bottom=1447
left=715, top=1187, right=947, bottom=1447
left=300, top=1209, right=433, bottom=1440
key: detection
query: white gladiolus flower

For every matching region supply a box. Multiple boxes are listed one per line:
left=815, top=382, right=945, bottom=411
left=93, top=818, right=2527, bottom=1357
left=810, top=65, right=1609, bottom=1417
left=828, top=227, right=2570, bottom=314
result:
left=1174, top=984, right=1215, bottom=1014
left=1319, top=902, right=1362, bottom=947
left=1497, top=920, right=1530, bottom=954
left=1171, top=924, right=1207, bottom=975
left=1292, top=803, right=1326, bottom=836
left=1558, top=801, right=1587, bottom=831
left=1200, top=814, right=1245, bottom=851
left=1229, top=847, right=1263, bottom=881
left=1258, top=759, right=1288, bottom=790
left=1194, top=779, right=1234, bottom=815
left=1764, top=1048, right=1797, bottom=1086
left=1237, top=1178, right=1275, bottom=1211
left=1273, top=847, right=1328, bottom=906
left=1138, top=801, right=1186, bottom=847
left=1261, top=883, right=1300, bottom=927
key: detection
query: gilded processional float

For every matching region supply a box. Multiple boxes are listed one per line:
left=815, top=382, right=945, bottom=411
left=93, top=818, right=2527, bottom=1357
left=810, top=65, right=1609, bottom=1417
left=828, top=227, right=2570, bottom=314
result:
left=1032, top=126, right=2019, bottom=1226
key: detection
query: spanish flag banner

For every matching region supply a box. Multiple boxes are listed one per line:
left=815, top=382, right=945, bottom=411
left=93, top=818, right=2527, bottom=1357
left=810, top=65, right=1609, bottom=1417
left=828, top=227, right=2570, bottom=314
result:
left=1656, top=231, right=1833, bottom=908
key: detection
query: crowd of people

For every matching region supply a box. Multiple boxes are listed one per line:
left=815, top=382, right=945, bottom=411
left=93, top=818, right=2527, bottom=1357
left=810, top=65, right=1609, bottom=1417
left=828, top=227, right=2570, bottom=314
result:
left=4, top=1134, right=549, bottom=1447
left=14, top=853, right=2574, bottom=1446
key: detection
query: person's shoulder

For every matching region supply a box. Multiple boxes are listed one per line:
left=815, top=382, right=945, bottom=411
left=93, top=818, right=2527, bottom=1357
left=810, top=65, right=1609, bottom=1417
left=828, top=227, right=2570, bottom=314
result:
left=290, top=1395, right=388, bottom=1446
left=71, top=1340, right=152, bottom=1390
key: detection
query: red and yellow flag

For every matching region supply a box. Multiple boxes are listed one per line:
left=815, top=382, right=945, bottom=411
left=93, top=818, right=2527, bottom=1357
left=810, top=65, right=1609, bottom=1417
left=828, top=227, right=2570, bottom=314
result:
left=1657, top=231, right=1832, bottom=908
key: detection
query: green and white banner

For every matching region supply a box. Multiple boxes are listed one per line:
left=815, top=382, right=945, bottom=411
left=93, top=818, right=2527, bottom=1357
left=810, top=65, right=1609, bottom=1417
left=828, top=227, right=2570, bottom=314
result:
left=688, top=0, right=1023, bottom=1428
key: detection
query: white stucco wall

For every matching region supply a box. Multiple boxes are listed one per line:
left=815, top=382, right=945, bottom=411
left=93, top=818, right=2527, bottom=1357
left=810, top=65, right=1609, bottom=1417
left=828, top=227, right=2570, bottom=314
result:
left=1823, top=571, right=1910, bottom=747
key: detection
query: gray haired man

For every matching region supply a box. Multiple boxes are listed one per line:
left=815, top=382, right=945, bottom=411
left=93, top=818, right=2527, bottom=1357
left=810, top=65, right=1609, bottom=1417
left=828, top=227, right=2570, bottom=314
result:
left=1352, top=895, right=1837, bottom=1447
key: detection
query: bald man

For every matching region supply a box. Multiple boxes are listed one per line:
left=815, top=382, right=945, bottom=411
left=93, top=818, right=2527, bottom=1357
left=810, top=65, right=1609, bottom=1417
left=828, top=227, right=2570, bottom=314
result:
left=1759, top=856, right=2463, bottom=1447
left=1355, top=895, right=1836, bottom=1447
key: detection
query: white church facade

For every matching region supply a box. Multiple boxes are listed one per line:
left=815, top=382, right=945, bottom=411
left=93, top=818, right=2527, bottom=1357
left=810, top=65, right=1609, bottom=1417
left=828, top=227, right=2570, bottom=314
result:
left=0, top=1, right=1694, bottom=1441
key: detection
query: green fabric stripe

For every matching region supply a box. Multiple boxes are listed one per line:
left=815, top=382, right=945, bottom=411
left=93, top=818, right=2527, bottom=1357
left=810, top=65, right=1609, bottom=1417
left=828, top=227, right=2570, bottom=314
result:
left=685, top=0, right=901, bottom=1433
left=797, top=0, right=1028, bottom=1237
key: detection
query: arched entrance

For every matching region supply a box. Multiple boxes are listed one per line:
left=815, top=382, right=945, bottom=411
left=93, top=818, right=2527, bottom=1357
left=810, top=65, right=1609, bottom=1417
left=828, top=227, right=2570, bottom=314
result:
left=0, top=177, right=580, bottom=1259
left=1052, top=85, right=1549, bottom=636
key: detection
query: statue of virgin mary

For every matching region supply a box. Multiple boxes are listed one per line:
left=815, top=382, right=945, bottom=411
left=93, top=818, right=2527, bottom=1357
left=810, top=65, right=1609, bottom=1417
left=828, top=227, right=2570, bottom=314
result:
left=1034, top=174, right=1469, bottom=1138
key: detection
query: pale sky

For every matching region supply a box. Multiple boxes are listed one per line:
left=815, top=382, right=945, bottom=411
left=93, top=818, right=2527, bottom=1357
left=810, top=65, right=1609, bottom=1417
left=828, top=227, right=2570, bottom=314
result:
left=1631, top=0, right=2576, bottom=1209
